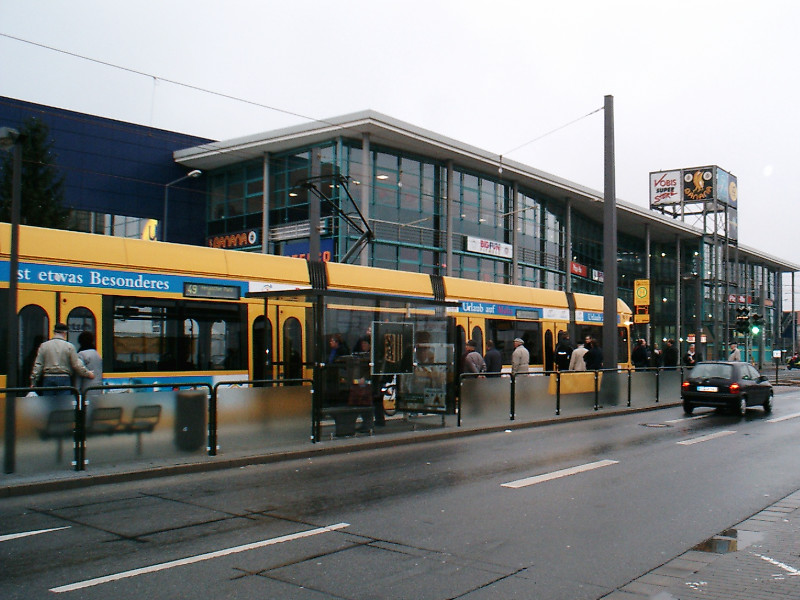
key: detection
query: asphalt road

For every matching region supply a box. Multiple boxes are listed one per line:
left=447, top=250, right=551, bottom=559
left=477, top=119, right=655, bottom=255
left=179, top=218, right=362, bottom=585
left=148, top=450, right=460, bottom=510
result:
left=4, top=387, right=800, bottom=599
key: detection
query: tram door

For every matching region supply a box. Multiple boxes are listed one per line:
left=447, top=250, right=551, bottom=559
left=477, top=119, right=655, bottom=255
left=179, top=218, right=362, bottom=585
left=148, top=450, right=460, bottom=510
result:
left=467, top=318, right=485, bottom=354
left=18, top=291, right=102, bottom=385
left=541, top=320, right=559, bottom=372
left=278, top=305, right=305, bottom=382
left=251, top=315, right=272, bottom=382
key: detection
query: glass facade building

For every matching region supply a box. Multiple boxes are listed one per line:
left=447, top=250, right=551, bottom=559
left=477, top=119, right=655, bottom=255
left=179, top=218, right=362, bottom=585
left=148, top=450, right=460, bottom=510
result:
left=177, top=111, right=798, bottom=365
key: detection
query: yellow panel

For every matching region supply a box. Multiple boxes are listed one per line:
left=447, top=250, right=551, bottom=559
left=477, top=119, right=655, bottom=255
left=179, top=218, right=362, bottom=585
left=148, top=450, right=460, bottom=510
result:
left=573, top=293, right=631, bottom=315
left=326, top=262, right=431, bottom=297
left=9, top=224, right=129, bottom=267
left=443, top=277, right=568, bottom=308
left=225, top=251, right=310, bottom=285
left=120, top=237, right=229, bottom=276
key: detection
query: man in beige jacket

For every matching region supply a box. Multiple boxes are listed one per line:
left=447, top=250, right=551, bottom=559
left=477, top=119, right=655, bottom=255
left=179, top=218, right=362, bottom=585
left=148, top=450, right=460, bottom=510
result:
left=30, top=323, right=94, bottom=395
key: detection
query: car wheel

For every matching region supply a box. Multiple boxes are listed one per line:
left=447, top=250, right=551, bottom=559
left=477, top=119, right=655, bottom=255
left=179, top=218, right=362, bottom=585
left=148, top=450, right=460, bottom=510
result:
left=683, top=401, right=694, bottom=415
left=764, top=393, right=773, bottom=413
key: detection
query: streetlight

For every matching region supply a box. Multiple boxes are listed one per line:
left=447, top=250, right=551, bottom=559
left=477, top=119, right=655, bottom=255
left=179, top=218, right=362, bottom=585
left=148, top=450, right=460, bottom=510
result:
left=1, top=126, right=22, bottom=474
left=162, top=169, right=201, bottom=242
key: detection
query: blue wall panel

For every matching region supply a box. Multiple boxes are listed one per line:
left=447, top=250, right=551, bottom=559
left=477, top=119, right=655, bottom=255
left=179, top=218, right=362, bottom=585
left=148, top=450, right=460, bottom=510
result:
left=0, top=96, right=213, bottom=245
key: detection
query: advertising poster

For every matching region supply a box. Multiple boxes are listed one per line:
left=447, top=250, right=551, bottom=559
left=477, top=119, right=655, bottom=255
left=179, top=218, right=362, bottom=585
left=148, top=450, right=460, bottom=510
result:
left=649, top=170, right=681, bottom=206
left=682, top=167, right=715, bottom=202
left=717, top=168, right=738, bottom=208
left=372, top=322, right=415, bottom=375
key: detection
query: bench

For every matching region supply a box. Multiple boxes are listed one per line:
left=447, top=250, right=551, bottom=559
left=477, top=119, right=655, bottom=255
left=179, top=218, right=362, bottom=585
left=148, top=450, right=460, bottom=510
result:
left=87, top=407, right=123, bottom=434
left=123, top=405, right=162, bottom=454
left=39, top=405, right=162, bottom=461
left=39, top=409, right=75, bottom=463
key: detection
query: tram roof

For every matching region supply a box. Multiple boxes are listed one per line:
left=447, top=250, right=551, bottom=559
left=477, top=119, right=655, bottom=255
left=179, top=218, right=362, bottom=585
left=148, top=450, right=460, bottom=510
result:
left=175, top=110, right=799, bottom=273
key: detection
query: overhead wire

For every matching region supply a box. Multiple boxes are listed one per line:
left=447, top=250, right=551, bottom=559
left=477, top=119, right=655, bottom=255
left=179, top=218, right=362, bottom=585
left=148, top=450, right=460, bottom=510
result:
left=0, top=31, right=581, bottom=229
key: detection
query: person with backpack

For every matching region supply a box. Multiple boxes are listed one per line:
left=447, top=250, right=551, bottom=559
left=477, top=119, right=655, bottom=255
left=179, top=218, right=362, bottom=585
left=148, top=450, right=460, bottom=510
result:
left=554, top=333, right=574, bottom=371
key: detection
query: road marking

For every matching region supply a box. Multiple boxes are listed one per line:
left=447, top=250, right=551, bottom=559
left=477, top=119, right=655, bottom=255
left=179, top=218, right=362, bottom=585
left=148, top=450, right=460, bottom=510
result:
left=677, top=430, right=736, bottom=445
left=767, top=411, right=800, bottom=423
left=0, top=526, right=70, bottom=542
left=50, top=522, right=349, bottom=593
left=501, top=459, right=618, bottom=489
left=664, top=413, right=712, bottom=423
left=754, top=553, right=800, bottom=576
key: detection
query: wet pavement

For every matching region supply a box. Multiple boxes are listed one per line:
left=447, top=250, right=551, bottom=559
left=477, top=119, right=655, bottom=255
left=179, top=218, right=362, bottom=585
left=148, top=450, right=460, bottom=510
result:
left=602, top=489, right=800, bottom=599
left=5, top=388, right=800, bottom=599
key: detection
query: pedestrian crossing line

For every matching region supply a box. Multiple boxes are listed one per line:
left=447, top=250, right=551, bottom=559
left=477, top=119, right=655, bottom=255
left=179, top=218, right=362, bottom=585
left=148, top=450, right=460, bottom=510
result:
left=501, top=459, right=618, bottom=489
left=767, top=411, right=800, bottom=423
left=677, top=430, right=736, bottom=445
left=0, top=526, right=70, bottom=543
left=50, top=522, right=349, bottom=593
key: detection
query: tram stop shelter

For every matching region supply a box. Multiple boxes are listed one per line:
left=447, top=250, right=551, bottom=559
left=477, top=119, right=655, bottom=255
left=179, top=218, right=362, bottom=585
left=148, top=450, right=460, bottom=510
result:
left=247, top=285, right=457, bottom=442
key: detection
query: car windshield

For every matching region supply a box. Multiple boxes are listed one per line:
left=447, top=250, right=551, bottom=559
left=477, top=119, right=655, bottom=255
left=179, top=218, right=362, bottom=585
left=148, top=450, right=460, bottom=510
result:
left=691, top=363, right=734, bottom=379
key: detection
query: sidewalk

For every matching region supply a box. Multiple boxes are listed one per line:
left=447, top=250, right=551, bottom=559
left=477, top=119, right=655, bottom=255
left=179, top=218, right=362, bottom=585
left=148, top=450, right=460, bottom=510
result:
left=604, top=488, right=800, bottom=599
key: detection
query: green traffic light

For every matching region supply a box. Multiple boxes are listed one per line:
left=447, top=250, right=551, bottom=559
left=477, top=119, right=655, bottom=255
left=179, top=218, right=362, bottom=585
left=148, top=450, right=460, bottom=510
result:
left=751, top=325, right=760, bottom=335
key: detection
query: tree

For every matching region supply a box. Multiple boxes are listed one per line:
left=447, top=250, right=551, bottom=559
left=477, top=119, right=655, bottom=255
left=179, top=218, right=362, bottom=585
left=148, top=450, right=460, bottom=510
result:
left=0, top=117, right=69, bottom=228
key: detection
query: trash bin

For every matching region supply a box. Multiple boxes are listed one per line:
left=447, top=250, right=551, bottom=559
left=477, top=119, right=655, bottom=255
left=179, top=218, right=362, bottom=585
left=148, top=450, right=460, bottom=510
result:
left=174, top=390, right=207, bottom=451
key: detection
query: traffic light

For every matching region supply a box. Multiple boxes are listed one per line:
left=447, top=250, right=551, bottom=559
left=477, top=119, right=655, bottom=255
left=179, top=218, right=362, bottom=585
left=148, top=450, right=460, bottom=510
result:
left=736, top=308, right=750, bottom=334
left=750, top=314, right=764, bottom=335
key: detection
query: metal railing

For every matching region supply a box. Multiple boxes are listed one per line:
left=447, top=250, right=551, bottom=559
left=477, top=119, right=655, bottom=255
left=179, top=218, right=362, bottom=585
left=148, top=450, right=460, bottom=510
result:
left=457, top=367, right=685, bottom=427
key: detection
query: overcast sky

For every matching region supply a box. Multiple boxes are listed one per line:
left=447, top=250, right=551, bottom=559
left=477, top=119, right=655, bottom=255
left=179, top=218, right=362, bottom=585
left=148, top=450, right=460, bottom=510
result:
left=2, top=0, right=800, bottom=297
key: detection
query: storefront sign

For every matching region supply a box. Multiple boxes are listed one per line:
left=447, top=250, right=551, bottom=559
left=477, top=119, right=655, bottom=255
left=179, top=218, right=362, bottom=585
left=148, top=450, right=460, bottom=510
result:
left=207, top=229, right=259, bottom=249
left=466, top=236, right=513, bottom=258
left=570, top=262, right=587, bottom=277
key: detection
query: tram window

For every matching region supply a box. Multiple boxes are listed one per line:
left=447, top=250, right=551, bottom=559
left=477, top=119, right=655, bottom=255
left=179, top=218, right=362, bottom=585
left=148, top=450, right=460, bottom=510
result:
left=252, top=316, right=272, bottom=381
left=19, top=304, right=49, bottom=383
left=471, top=326, right=483, bottom=355
left=283, top=317, right=302, bottom=381
left=487, top=319, right=542, bottom=366
left=67, top=306, right=96, bottom=348
left=110, top=297, right=245, bottom=372
left=578, top=326, right=602, bottom=347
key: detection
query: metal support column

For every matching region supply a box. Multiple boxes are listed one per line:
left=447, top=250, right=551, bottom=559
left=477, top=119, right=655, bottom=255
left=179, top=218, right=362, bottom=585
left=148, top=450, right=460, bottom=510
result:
left=564, top=198, right=572, bottom=294
left=511, top=182, right=519, bottom=286
left=261, top=152, right=270, bottom=254
left=361, top=133, right=370, bottom=266
left=446, top=160, right=454, bottom=278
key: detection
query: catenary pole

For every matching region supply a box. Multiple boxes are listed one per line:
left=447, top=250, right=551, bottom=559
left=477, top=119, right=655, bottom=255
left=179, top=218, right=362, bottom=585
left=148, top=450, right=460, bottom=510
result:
left=602, top=95, right=618, bottom=369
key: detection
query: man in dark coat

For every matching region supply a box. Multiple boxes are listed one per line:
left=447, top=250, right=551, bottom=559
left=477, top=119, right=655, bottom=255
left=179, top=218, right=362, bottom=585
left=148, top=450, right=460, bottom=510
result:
left=584, top=338, right=603, bottom=370
left=631, top=339, right=650, bottom=370
left=484, top=340, right=502, bottom=377
left=662, top=339, right=679, bottom=367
